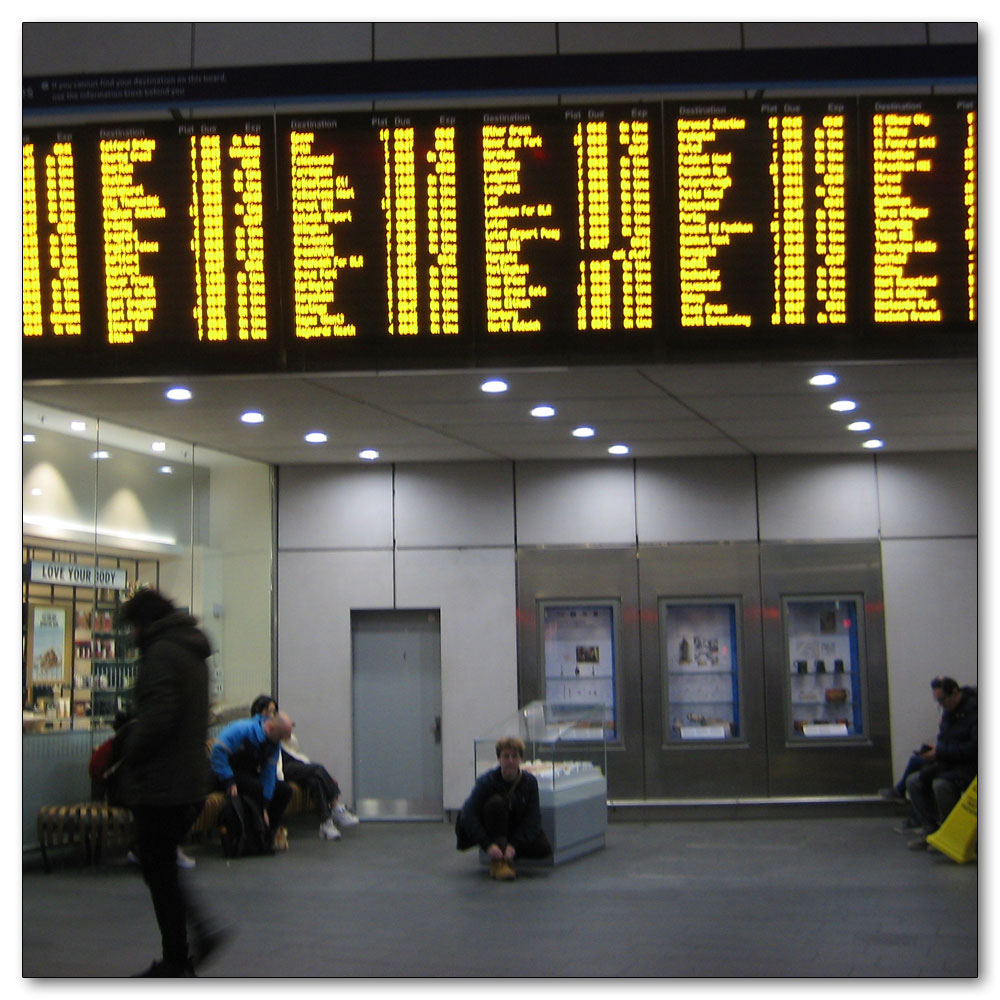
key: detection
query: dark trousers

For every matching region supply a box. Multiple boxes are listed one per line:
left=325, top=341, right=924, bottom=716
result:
left=132, top=802, right=204, bottom=970
left=281, top=758, right=340, bottom=820
left=227, top=765, right=293, bottom=835
left=481, top=794, right=553, bottom=858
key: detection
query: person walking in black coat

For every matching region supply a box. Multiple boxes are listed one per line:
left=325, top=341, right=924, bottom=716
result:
left=117, top=587, right=227, bottom=976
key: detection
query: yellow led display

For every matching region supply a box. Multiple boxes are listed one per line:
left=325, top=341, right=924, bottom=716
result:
left=289, top=130, right=363, bottom=338
left=483, top=123, right=561, bottom=333
left=229, top=132, right=268, bottom=341
left=964, top=111, right=976, bottom=322
left=427, top=126, right=459, bottom=335
left=872, top=112, right=942, bottom=323
left=22, top=144, right=43, bottom=338
left=812, top=115, right=847, bottom=324
left=100, top=137, right=165, bottom=344
left=677, top=115, right=754, bottom=328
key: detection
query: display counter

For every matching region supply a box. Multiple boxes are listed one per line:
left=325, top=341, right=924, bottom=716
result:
left=474, top=701, right=608, bottom=865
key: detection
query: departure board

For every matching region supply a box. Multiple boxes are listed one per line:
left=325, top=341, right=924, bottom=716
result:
left=22, top=118, right=282, bottom=374
left=23, top=97, right=976, bottom=381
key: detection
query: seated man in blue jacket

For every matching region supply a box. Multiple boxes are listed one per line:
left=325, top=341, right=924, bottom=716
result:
left=456, top=735, right=552, bottom=880
left=210, top=710, right=294, bottom=850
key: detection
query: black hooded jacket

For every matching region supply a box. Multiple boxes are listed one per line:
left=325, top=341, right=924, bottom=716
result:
left=118, top=610, right=211, bottom=808
left=934, top=685, right=978, bottom=786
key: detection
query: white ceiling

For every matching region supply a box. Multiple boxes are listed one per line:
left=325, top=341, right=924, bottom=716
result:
left=22, top=359, right=977, bottom=467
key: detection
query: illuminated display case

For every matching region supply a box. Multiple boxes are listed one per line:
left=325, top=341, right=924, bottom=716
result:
left=540, top=601, right=619, bottom=740
left=474, top=701, right=607, bottom=865
left=783, top=595, right=866, bottom=739
left=660, top=599, right=742, bottom=741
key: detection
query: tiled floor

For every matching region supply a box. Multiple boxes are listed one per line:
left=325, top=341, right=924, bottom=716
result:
left=21, top=813, right=978, bottom=978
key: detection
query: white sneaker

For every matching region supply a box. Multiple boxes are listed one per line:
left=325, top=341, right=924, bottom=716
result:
left=332, top=804, right=360, bottom=829
left=176, top=847, right=196, bottom=869
left=319, top=818, right=341, bottom=840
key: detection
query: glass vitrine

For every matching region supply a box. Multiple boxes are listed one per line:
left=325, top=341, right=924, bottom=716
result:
left=783, top=595, right=866, bottom=739
left=473, top=701, right=607, bottom=864
left=661, top=599, right=742, bottom=741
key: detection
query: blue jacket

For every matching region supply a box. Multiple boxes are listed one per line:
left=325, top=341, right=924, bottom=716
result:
left=210, top=716, right=280, bottom=802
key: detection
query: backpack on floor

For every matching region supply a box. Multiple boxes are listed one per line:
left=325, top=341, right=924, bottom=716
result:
left=218, top=795, right=269, bottom=857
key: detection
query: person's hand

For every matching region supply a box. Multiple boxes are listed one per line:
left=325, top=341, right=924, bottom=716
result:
left=487, top=843, right=503, bottom=860
left=227, top=784, right=238, bottom=797
left=263, top=808, right=270, bottom=827
left=920, top=746, right=937, bottom=761
left=503, top=844, right=516, bottom=862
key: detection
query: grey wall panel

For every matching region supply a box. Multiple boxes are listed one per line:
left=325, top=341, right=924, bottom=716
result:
left=22, top=22, right=193, bottom=76
left=193, top=22, right=373, bottom=67
left=277, top=465, right=392, bottom=550
left=515, top=461, right=637, bottom=546
left=880, top=537, right=977, bottom=782
left=927, top=23, right=978, bottom=43
left=635, top=456, right=758, bottom=543
left=276, top=548, right=394, bottom=809
left=394, top=462, right=515, bottom=548
left=757, top=455, right=879, bottom=540
left=374, top=22, right=557, bottom=61
left=395, top=548, right=518, bottom=810
left=876, top=452, right=977, bottom=538
left=557, top=22, right=742, bottom=53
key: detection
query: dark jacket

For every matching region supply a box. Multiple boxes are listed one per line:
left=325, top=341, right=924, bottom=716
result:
left=457, top=766, right=544, bottom=852
left=118, top=610, right=211, bottom=808
left=933, top=685, right=977, bottom=785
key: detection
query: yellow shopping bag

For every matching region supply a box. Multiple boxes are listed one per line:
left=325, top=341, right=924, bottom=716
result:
left=927, top=776, right=977, bottom=863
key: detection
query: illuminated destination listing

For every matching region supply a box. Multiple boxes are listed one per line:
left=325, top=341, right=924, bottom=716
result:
left=21, top=99, right=977, bottom=370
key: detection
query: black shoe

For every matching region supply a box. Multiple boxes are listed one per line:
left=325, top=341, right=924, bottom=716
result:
left=132, top=959, right=196, bottom=977
left=191, top=924, right=234, bottom=969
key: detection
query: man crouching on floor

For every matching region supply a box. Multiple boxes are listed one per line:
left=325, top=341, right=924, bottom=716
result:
left=455, top=736, right=552, bottom=879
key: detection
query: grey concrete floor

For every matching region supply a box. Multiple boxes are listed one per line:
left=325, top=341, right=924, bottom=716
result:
left=22, top=814, right=978, bottom=979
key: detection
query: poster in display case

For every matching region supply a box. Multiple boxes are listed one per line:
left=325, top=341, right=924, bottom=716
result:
left=661, top=599, right=741, bottom=741
left=783, top=595, right=866, bottom=739
left=540, top=602, right=618, bottom=740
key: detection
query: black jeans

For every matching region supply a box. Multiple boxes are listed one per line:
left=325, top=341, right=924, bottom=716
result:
left=132, top=802, right=204, bottom=970
left=481, top=794, right=553, bottom=858
left=226, top=765, right=293, bottom=836
left=281, top=758, right=340, bottom=820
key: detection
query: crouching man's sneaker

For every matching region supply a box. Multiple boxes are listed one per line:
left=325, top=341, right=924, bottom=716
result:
left=489, top=859, right=516, bottom=880
left=332, top=803, right=360, bottom=829
left=319, top=818, right=341, bottom=840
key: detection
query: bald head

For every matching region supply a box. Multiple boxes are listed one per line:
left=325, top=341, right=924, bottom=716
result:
left=264, top=711, right=294, bottom=743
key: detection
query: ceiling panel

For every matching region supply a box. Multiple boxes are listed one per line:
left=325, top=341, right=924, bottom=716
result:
left=22, top=359, right=977, bottom=466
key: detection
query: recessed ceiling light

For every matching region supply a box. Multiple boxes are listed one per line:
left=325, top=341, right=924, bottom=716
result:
left=809, top=373, right=838, bottom=386
left=159, top=465, right=174, bottom=475
left=829, top=399, right=857, bottom=412
left=481, top=378, right=508, bottom=393
left=165, top=387, right=192, bottom=401
left=31, top=487, right=42, bottom=496
left=847, top=420, right=872, bottom=432
left=359, top=449, right=380, bottom=461
left=151, top=441, right=167, bottom=452
left=608, top=444, right=630, bottom=455
left=304, top=431, right=328, bottom=444
left=862, top=439, right=885, bottom=449
left=531, top=405, right=556, bottom=418
left=23, top=433, right=36, bottom=443
left=91, top=450, right=110, bottom=460
left=70, top=420, right=87, bottom=432
left=240, top=410, right=265, bottom=424
left=572, top=426, right=596, bottom=438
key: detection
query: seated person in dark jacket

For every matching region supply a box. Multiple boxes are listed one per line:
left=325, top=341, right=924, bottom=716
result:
left=456, top=735, right=552, bottom=879
left=209, top=709, right=294, bottom=849
left=905, top=676, right=977, bottom=849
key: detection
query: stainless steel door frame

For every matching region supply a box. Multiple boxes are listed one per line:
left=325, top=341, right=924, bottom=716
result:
left=637, top=542, right=769, bottom=799
left=516, top=547, right=644, bottom=799
left=760, top=542, right=893, bottom=796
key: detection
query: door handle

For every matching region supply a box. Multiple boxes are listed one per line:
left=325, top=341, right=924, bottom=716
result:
left=432, top=715, right=442, bottom=744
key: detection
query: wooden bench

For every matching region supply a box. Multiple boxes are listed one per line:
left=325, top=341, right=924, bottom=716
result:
left=37, top=781, right=310, bottom=870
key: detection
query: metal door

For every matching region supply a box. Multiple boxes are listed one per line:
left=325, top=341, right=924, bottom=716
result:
left=351, top=609, right=443, bottom=819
